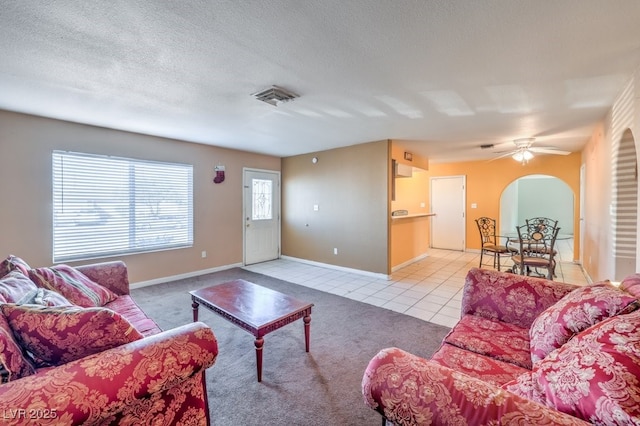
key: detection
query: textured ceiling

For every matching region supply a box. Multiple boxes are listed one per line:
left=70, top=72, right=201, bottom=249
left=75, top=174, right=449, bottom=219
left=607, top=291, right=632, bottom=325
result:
left=1, top=1, right=640, bottom=162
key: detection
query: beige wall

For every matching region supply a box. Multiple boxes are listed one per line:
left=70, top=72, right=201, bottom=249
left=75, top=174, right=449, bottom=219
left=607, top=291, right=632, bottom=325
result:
left=0, top=110, right=280, bottom=283
left=281, top=140, right=389, bottom=274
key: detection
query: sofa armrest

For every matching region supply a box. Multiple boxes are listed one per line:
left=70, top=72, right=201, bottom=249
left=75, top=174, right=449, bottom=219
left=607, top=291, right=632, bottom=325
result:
left=0, top=322, right=218, bottom=425
left=461, top=267, right=578, bottom=328
left=362, top=347, right=589, bottom=426
left=75, top=260, right=130, bottom=295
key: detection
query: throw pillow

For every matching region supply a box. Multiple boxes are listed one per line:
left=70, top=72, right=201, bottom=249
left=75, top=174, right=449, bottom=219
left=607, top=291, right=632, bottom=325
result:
left=529, top=283, right=637, bottom=363
left=0, top=255, right=31, bottom=278
left=0, top=270, right=38, bottom=303
left=1, top=304, right=143, bottom=367
left=620, top=273, right=640, bottom=298
left=531, top=310, right=640, bottom=423
left=28, top=265, right=117, bottom=307
left=17, top=288, right=72, bottom=307
left=0, top=314, right=35, bottom=381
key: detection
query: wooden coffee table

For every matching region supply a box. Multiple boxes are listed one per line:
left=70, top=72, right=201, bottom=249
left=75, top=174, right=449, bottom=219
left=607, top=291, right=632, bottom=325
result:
left=190, top=279, right=313, bottom=382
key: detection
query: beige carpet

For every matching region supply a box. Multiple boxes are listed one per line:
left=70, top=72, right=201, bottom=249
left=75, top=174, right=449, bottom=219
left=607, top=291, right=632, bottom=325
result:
left=131, top=267, right=451, bottom=425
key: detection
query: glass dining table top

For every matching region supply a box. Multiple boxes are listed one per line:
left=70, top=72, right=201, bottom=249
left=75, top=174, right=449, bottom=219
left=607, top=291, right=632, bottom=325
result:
left=501, top=232, right=573, bottom=241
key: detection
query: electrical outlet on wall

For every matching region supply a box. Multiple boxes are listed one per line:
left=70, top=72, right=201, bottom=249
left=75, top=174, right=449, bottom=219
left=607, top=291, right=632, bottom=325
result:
left=333, top=248, right=338, bottom=255
left=201, top=251, right=207, bottom=258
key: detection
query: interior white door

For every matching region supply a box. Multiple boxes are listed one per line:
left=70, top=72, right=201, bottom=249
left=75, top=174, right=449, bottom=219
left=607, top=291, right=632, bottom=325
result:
left=430, top=175, right=466, bottom=250
left=243, top=168, right=280, bottom=265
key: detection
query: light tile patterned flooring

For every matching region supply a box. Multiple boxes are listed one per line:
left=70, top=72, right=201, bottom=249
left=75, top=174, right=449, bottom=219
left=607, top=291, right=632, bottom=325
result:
left=243, top=239, right=590, bottom=329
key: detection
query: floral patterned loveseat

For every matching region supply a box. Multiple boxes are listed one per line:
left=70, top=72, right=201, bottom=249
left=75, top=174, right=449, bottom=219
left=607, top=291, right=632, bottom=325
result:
left=362, top=267, right=640, bottom=425
left=0, top=255, right=218, bottom=425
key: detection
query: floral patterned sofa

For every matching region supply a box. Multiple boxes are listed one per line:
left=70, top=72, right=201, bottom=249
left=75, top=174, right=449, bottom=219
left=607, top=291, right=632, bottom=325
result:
left=0, top=255, right=218, bottom=425
left=362, top=267, right=640, bottom=425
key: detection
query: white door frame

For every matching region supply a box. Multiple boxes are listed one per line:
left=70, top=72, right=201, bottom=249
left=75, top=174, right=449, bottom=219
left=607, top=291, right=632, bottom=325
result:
left=243, top=167, right=281, bottom=265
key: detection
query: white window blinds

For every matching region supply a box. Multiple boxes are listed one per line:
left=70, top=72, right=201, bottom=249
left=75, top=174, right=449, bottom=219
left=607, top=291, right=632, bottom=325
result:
left=52, top=151, right=193, bottom=262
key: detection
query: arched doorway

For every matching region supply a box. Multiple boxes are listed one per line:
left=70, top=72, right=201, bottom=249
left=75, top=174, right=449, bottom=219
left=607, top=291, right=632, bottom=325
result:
left=613, top=128, right=638, bottom=280
left=499, top=175, right=575, bottom=260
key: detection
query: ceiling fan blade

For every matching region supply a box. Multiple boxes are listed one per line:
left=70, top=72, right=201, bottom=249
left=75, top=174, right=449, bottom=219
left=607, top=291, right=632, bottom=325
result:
left=529, top=147, right=571, bottom=155
left=487, top=150, right=517, bottom=162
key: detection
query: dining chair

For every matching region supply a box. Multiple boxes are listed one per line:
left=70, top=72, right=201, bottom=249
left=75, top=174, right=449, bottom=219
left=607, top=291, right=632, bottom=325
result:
left=475, top=217, right=514, bottom=271
left=511, top=223, right=560, bottom=280
left=525, top=217, right=560, bottom=275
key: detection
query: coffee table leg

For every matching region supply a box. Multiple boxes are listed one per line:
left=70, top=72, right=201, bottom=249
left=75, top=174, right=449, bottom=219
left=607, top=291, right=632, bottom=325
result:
left=304, top=314, right=311, bottom=352
left=192, top=301, right=199, bottom=322
left=254, top=337, right=264, bottom=382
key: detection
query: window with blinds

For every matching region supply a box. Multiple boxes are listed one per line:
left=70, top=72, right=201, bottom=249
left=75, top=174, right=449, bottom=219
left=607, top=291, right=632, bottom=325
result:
left=52, top=151, right=193, bottom=262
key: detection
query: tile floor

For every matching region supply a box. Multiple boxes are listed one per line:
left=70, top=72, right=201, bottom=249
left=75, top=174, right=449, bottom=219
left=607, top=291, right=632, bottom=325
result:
left=243, top=239, right=590, bottom=329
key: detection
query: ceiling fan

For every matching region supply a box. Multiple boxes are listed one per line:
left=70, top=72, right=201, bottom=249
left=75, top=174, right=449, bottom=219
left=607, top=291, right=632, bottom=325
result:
left=489, top=138, right=571, bottom=164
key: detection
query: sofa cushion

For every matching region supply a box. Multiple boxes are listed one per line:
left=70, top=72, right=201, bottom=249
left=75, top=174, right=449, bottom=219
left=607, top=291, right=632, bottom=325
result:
left=0, top=270, right=38, bottom=303
left=529, top=282, right=637, bottom=363
left=443, top=314, right=532, bottom=369
left=430, top=343, right=530, bottom=386
left=104, top=295, right=162, bottom=336
left=1, top=304, right=144, bottom=367
left=530, top=310, right=640, bottom=424
left=0, top=255, right=31, bottom=278
left=0, top=313, right=35, bottom=381
left=28, top=265, right=118, bottom=307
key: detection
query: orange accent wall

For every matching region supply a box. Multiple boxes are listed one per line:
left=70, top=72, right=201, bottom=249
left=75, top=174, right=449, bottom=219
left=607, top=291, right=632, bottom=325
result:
left=426, top=153, right=582, bottom=257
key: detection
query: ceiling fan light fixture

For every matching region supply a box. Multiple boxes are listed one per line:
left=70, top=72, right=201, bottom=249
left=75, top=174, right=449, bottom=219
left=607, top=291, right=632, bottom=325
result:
left=512, top=149, right=534, bottom=164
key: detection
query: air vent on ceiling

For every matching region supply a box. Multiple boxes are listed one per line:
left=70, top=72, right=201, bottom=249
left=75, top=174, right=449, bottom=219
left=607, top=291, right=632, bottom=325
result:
left=252, top=85, right=299, bottom=106
left=480, top=144, right=494, bottom=149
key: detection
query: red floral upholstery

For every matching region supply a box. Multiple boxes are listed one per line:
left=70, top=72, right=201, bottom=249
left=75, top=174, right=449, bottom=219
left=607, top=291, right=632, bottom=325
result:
left=530, top=282, right=637, bottom=362
left=532, top=310, right=640, bottom=423
left=0, top=314, right=35, bottom=381
left=2, top=304, right=144, bottom=367
left=363, top=268, right=640, bottom=425
left=462, top=267, right=577, bottom=328
left=443, top=314, right=532, bottom=369
left=104, top=295, right=162, bottom=336
left=0, top=271, right=38, bottom=304
left=0, top=259, right=218, bottom=425
left=430, top=343, right=529, bottom=386
left=0, top=322, right=218, bottom=425
left=76, top=261, right=130, bottom=296
left=362, top=347, right=590, bottom=425
left=28, top=265, right=118, bottom=307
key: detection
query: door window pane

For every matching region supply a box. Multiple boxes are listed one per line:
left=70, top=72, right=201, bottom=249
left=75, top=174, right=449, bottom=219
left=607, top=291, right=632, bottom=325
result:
left=252, top=179, right=272, bottom=220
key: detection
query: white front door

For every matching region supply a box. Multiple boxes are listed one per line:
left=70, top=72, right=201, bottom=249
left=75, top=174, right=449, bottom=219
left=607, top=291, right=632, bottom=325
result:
left=243, top=168, right=281, bottom=265
left=430, top=175, right=466, bottom=250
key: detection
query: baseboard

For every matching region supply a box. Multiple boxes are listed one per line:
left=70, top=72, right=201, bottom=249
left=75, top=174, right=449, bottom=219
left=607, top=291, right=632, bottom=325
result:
left=279, top=255, right=390, bottom=280
left=391, top=252, right=429, bottom=272
left=130, top=262, right=243, bottom=289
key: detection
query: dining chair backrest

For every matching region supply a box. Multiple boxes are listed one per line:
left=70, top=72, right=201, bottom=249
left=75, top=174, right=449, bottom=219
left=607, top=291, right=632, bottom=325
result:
left=515, top=223, right=560, bottom=260
left=525, top=217, right=559, bottom=241
left=475, top=217, right=498, bottom=246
